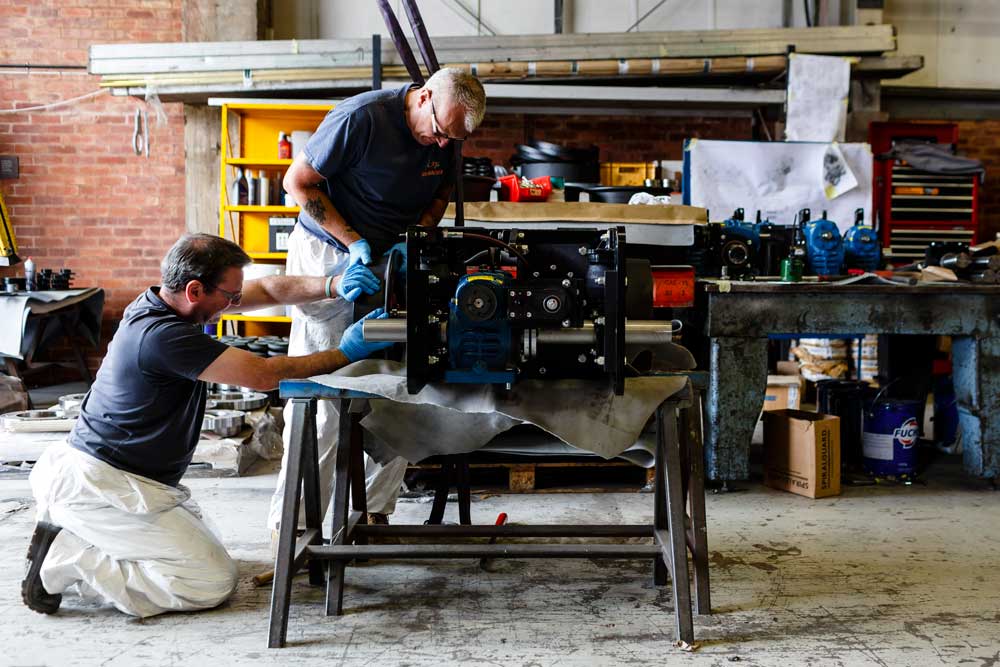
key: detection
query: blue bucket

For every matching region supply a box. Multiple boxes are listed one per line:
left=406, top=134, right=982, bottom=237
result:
left=862, top=398, right=921, bottom=478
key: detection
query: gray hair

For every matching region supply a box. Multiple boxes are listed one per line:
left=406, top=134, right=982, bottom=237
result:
left=424, top=67, right=486, bottom=134
left=161, top=233, right=252, bottom=292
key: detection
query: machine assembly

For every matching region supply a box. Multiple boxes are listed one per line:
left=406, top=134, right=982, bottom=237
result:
left=361, top=225, right=675, bottom=395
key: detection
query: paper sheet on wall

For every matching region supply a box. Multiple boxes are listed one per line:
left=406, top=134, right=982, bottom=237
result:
left=685, top=139, right=873, bottom=232
left=786, top=53, right=851, bottom=142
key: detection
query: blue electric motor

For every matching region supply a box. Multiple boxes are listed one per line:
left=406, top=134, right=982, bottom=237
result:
left=843, top=208, right=881, bottom=272
left=800, top=208, right=845, bottom=276
left=446, top=271, right=514, bottom=384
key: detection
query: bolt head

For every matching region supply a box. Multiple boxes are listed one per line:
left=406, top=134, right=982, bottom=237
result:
left=595, top=356, right=605, bottom=366
left=578, top=246, right=588, bottom=255
left=428, top=275, right=440, bottom=284
left=562, top=279, right=572, bottom=288
left=562, top=319, right=571, bottom=328
left=578, top=354, right=587, bottom=363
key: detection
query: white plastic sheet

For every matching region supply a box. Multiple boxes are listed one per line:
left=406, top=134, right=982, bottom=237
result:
left=686, top=139, right=873, bottom=232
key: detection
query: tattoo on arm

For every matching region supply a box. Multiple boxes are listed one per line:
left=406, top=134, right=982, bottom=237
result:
left=304, top=195, right=326, bottom=223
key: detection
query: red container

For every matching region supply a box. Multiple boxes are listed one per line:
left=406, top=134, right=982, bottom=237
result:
left=498, top=175, right=552, bottom=202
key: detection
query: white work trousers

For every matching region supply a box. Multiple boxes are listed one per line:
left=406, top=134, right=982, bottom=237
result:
left=267, top=224, right=408, bottom=530
left=30, top=444, right=238, bottom=618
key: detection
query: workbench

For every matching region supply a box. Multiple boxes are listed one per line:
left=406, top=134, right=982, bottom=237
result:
left=0, top=288, right=104, bottom=394
left=267, top=379, right=710, bottom=649
left=695, top=280, right=1000, bottom=481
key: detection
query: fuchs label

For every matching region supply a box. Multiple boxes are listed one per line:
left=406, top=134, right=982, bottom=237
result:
left=893, top=418, right=919, bottom=448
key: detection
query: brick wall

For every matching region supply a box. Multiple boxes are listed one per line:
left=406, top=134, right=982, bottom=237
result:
left=956, top=119, right=1000, bottom=242
left=0, top=1, right=185, bottom=373
left=464, top=113, right=754, bottom=170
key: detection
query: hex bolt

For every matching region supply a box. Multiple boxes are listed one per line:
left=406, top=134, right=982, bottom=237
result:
left=427, top=314, right=438, bottom=324
left=526, top=291, right=532, bottom=297
left=561, top=279, right=572, bottom=288
left=562, top=319, right=571, bottom=328
left=510, top=290, right=517, bottom=297
left=428, top=355, right=439, bottom=364
left=594, top=316, right=606, bottom=325
left=567, top=271, right=574, bottom=278
left=578, top=246, right=588, bottom=255
left=595, top=276, right=605, bottom=286
left=428, top=275, right=439, bottom=284
left=526, top=312, right=533, bottom=318
left=532, top=271, right=541, bottom=278
left=578, top=354, right=587, bottom=363
left=550, top=264, right=558, bottom=271
left=538, top=367, right=547, bottom=375
left=595, top=356, right=605, bottom=366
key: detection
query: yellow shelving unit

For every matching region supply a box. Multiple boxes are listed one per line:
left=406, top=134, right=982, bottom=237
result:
left=217, top=100, right=333, bottom=337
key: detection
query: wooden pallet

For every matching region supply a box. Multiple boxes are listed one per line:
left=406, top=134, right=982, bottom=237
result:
left=407, top=457, right=654, bottom=494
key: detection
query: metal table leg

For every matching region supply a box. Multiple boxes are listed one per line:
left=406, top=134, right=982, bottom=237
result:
left=705, top=336, right=768, bottom=480
left=325, top=399, right=354, bottom=617
left=682, top=393, right=711, bottom=615
left=655, top=405, right=694, bottom=644
left=268, top=397, right=319, bottom=649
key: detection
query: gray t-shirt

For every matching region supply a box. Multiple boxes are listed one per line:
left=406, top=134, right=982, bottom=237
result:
left=297, top=83, right=454, bottom=255
left=69, top=288, right=229, bottom=487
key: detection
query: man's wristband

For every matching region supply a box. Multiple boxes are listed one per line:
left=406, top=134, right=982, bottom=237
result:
left=325, top=275, right=335, bottom=299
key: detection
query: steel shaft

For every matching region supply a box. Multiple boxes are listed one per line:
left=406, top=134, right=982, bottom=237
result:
left=363, top=319, right=673, bottom=345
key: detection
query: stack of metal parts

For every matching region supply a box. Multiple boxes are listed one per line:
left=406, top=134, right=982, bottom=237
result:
left=200, top=389, right=269, bottom=437
left=216, top=335, right=289, bottom=357
left=0, top=392, right=86, bottom=433
left=921, top=241, right=1000, bottom=284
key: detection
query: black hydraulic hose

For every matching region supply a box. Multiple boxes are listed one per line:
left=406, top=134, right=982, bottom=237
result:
left=401, top=0, right=440, bottom=74
left=457, top=232, right=531, bottom=268
left=376, top=0, right=424, bottom=85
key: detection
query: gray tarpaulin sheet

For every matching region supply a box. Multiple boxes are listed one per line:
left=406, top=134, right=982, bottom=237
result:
left=307, top=359, right=689, bottom=466
left=0, top=288, right=104, bottom=360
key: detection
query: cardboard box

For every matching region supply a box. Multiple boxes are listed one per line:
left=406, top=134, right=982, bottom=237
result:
left=763, top=409, right=841, bottom=499
left=752, top=373, right=804, bottom=444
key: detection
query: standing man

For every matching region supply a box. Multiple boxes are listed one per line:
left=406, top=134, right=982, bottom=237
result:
left=272, top=67, right=486, bottom=531
left=23, top=234, right=393, bottom=617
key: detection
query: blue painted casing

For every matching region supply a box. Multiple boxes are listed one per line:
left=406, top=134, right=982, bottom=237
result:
left=804, top=215, right=845, bottom=275
left=447, top=272, right=513, bottom=382
left=843, top=223, right=880, bottom=272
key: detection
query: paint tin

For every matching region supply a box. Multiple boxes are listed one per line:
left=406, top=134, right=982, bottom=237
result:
left=862, top=398, right=921, bottom=479
left=780, top=257, right=804, bottom=282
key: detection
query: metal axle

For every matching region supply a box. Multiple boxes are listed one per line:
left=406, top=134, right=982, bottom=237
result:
left=363, top=318, right=674, bottom=345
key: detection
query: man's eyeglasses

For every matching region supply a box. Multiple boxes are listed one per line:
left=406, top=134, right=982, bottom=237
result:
left=430, top=99, right=466, bottom=143
left=202, top=280, right=242, bottom=306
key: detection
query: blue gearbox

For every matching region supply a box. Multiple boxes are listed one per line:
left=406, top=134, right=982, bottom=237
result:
left=446, top=272, right=514, bottom=384
left=802, top=209, right=845, bottom=275
left=843, top=208, right=880, bottom=272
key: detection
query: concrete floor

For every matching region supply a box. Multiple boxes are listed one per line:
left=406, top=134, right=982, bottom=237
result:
left=2, top=459, right=999, bottom=667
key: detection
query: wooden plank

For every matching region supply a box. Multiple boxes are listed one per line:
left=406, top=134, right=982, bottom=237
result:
left=89, top=25, right=895, bottom=75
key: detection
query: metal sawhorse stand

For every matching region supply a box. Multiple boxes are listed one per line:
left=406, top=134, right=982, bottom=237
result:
left=267, top=379, right=711, bottom=648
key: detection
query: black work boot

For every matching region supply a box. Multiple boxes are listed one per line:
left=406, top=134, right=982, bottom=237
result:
left=21, top=521, right=63, bottom=614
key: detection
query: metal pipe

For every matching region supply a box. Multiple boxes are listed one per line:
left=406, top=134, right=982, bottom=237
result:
left=363, top=318, right=674, bottom=345
left=537, top=320, right=674, bottom=345
left=375, top=0, right=425, bottom=85
left=401, top=0, right=441, bottom=74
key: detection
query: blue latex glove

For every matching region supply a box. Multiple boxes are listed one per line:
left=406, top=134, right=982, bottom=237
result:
left=339, top=308, right=394, bottom=362
left=384, top=241, right=408, bottom=273
left=347, top=239, right=372, bottom=266
left=335, top=262, right=380, bottom=302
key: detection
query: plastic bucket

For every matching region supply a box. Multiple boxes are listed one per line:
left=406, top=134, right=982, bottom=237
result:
left=862, top=398, right=921, bottom=478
